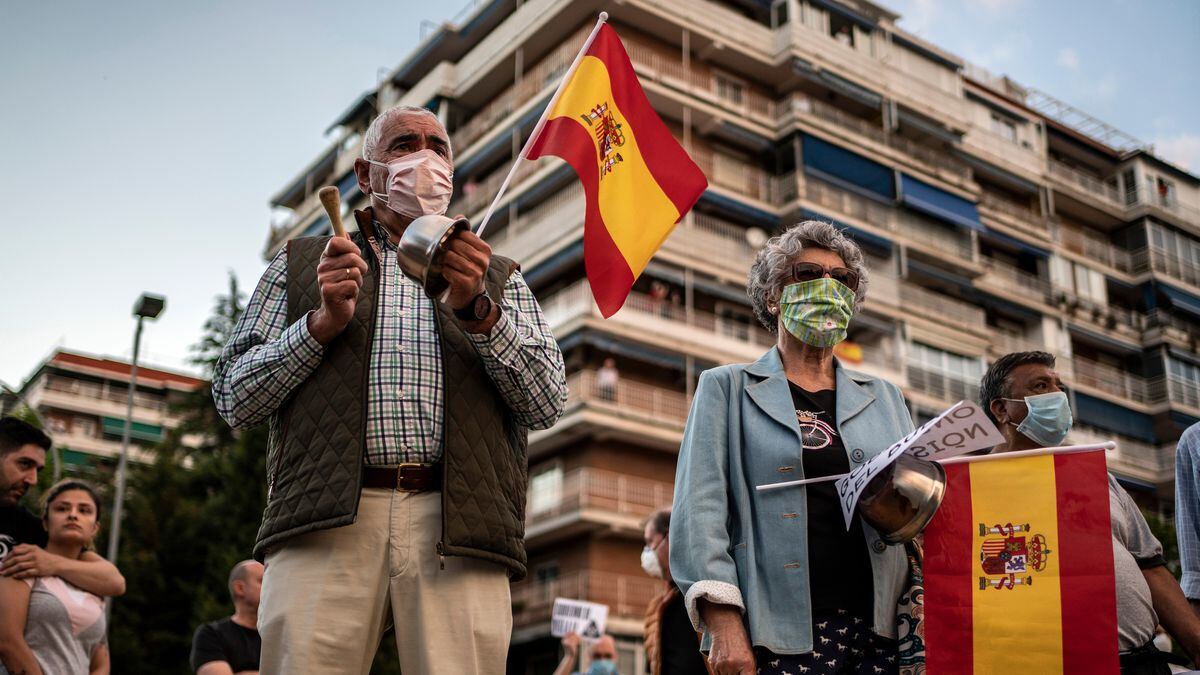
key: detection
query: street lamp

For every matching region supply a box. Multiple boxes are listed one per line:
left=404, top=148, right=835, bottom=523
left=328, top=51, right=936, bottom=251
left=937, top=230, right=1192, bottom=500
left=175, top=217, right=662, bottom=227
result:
left=106, top=293, right=165, bottom=575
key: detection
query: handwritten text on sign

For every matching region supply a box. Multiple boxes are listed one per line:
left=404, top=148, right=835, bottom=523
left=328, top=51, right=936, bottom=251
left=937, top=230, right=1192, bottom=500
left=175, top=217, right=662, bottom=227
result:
left=551, top=598, right=609, bottom=643
left=835, top=400, right=1003, bottom=528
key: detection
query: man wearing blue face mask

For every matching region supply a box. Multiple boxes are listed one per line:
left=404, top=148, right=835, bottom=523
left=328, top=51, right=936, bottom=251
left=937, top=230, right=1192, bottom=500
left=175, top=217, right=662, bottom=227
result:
left=981, top=352, right=1200, bottom=674
left=553, top=633, right=620, bottom=675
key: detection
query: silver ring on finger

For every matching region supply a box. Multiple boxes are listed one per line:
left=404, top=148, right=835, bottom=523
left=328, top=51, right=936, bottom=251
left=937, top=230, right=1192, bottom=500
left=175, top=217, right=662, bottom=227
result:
left=345, top=268, right=351, bottom=280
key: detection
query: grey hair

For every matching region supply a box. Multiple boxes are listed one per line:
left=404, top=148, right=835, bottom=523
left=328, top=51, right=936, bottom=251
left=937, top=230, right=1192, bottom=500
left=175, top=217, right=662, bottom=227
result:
left=747, top=220, right=870, bottom=333
left=361, top=105, right=444, bottom=161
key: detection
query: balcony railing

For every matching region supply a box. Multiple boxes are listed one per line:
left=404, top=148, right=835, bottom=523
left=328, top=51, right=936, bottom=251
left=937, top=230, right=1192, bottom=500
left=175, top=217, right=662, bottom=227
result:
left=1047, top=159, right=1124, bottom=210
left=1070, top=424, right=1171, bottom=479
left=527, top=466, right=674, bottom=526
left=622, top=35, right=775, bottom=123
left=540, top=280, right=775, bottom=360
left=486, top=182, right=584, bottom=263
left=894, top=210, right=976, bottom=261
left=1052, top=224, right=1134, bottom=274
left=1145, top=309, right=1197, bottom=338
left=978, top=192, right=1051, bottom=234
left=804, top=178, right=893, bottom=226
left=691, top=147, right=789, bottom=205
left=1130, top=193, right=1200, bottom=225
left=789, top=95, right=969, bottom=179
left=978, top=260, right=1053, bottom=303
left=565, top=370, right=690, bottom=427
left=451, top=26, right=588, bottom=152
left=988, top=332, right=1048, bottom=356
left=450, top=156, right=557, bottom=219
left=511, top=570, right=663, bottom=627
left=900, top=283, right=987, bottom=332
left=905, top=363, right=980, bottom=403
left=1069, top=356, right=1154, bottom=405
left=803, top=178, right=977, bottom=263
left=43, top=378, right=167, bottom=412
left=663, top=212, right=759, bottom=279
left=1145, top=246, right=1200, bottom=288
left=1168, top=375, right=1200, bottom=411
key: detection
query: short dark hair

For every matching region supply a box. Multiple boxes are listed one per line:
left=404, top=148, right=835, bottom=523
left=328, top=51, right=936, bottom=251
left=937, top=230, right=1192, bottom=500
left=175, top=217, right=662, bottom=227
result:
left=647, top=508, right=671, bottom=537
left=980, top=351, right=1057, bottom=426
left=42, top=479, right=102, bottom=521
left=0, top=416, right=51, bottom=456
left=228, top=560, right=258, bottom=599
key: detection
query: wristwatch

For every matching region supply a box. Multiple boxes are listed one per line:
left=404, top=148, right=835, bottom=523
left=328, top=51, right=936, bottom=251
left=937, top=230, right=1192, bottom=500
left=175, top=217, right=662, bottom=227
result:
left=453, top=290, right=494, bottom=322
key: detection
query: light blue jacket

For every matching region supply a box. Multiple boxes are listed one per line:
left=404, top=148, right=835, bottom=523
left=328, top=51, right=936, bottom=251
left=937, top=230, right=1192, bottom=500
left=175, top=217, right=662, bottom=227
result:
left=670, top=347, right=915, bottom=655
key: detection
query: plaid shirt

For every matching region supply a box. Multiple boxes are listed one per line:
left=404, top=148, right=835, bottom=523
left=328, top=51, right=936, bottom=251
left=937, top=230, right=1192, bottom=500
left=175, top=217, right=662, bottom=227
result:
left=1177, top=425, right=1200, bottom=598
left=213, top=223, right=567, bottom=465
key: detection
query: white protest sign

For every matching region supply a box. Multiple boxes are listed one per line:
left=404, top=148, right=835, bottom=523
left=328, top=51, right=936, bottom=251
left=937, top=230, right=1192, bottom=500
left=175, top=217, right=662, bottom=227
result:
left=834, top=400, right=1003, bottom=528
left=551, top=598, right=609, bottom=643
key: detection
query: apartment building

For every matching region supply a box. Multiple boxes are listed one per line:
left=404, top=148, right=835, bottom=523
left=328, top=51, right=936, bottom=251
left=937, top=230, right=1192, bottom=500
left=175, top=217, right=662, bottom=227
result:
left=1, top=349, right=206, bottom=472
left=264, top=0, right=1200, bottom=671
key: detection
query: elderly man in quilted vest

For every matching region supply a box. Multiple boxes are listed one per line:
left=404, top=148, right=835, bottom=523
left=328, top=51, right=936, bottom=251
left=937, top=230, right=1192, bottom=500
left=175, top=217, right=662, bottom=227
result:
left=214, top=104, right=568, bottom=674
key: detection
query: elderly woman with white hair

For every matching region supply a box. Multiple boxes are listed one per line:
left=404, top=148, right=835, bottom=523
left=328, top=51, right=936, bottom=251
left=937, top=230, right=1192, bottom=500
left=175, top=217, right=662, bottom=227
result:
left=670, top=221, right=916, bottom=675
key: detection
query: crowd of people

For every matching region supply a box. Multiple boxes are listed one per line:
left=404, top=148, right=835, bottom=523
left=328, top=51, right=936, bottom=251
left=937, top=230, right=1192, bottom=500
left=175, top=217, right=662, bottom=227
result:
left=1, top=103, right=1199, bottom=675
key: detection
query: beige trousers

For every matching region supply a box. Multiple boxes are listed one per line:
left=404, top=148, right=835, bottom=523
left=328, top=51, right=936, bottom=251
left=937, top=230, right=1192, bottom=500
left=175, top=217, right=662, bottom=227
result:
left=258, top=488, right=512, bottom=674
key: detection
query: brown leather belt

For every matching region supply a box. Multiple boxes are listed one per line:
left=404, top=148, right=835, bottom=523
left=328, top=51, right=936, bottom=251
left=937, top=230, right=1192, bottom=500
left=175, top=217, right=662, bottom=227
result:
left=362, top=463, right=442, bottom=492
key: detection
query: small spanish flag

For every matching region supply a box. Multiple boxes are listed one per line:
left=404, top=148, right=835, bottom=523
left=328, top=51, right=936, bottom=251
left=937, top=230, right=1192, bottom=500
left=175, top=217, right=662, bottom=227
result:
left=527, top=21, right=708, bottom=317
left=923, top=449, right=1118, bottom=674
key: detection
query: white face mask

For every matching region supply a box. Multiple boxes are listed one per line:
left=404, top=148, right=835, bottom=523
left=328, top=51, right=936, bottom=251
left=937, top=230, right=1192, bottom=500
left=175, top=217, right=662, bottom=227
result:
left=641, top=546, right=663, bottom=579
left=366, top=148, right=454, bottom=218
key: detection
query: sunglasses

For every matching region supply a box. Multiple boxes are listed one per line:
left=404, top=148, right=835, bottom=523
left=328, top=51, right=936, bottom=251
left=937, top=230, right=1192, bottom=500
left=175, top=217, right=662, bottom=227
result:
left=792, top=262, right=860, bottom=292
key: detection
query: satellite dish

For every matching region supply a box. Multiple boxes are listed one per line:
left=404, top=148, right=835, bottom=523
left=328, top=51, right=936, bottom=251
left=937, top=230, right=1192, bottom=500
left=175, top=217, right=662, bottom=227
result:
left=745, top=227, right=768, bottom=249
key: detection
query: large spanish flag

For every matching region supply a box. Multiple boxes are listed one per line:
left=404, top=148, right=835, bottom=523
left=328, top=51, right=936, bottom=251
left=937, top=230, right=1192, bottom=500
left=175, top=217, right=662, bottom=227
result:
left=527, top=22, right=708, bottom=317
left=923, top=450, right=1118, bottom=674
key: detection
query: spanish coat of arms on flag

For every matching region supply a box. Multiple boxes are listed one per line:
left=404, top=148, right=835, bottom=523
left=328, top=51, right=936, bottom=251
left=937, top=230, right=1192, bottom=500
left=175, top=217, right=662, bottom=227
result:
left=923, top=449, right=1119, bottom=674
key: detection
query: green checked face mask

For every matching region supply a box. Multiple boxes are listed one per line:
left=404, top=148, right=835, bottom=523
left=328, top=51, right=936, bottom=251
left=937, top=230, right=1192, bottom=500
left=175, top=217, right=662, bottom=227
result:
left=778, top=277, right=855, bottom=348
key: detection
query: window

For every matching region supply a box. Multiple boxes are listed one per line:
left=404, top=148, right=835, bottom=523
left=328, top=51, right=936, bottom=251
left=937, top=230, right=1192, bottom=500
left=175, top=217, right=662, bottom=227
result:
left=990, top=113, right=1017, bottom=143
left=1122, top=168, right=1138, bottom=206
left=1155, top=176, right=1177, bottom=207
left=1050, top=255, right=1108, bottom=305
left=717, top=303, right=754, bottom=341
left=771, top=0, right=789, bottom=28
left=528, top=465, right=563, bottom=515
left=715, top=73, right=746, bottom=107
left=829, top=13, right=856, bottom=47
left=74, top=417, right=96, bottom=438
left=1167, top=357, right=1200, bottom=409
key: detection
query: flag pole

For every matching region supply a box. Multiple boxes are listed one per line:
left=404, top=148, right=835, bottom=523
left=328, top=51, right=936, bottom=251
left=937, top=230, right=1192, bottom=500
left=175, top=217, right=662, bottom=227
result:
left=473, top=11, right=609, bottom=238
left=938, top=441, right=1115, bottom=466
left=755, top=442, right=1117, bottom=492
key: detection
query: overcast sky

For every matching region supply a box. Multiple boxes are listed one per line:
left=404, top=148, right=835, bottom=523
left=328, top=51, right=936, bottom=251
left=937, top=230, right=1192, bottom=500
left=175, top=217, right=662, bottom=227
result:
left=1, top=0, right=1196, bottom=386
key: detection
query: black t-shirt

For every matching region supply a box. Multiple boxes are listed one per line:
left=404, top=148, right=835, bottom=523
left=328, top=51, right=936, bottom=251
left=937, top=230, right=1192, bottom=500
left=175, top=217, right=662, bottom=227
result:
left=0, top=503, right=47, bottom=562
left=660, top=591, right=709, bottom=675
left=190, top=617, right=261, bottom=673
left=789, top=383, right=874, bottom=616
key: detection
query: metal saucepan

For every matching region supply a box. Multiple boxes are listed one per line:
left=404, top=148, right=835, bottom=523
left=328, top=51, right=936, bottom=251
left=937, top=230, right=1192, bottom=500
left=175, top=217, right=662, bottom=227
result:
left=857, top=454, right=946, bottom=543
left=396, top=214, right=470, bottom=298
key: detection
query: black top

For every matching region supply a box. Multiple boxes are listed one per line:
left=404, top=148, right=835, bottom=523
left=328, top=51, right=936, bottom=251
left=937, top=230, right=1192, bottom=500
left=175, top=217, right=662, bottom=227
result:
left=661, top=591, right=709, bottom=675
left=789, top=383, right=874, bottom=616
left=0, top=503, right=47, bottom=561
left=190, top=617, right=261, bottom=673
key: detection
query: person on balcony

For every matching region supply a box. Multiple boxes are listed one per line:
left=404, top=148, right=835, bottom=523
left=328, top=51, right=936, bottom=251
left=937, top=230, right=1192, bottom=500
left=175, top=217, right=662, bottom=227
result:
left=671, top=221, right=916, bottom=674
left=981, top=351, right=1200, bottom=674
left=597, top=358, right=620, bottom=402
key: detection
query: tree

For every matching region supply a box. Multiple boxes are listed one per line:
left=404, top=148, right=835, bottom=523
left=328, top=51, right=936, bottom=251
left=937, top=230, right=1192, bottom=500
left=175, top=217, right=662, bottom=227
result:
left=106, top=272, right=404, bottom=673
left=107, top=272, right=266, bottom=673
